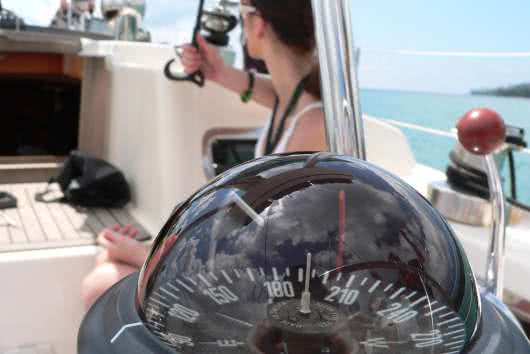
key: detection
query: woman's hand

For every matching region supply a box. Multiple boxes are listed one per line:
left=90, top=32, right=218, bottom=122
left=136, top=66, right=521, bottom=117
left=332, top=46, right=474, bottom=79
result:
left=181, top=34, right=225, bottom=81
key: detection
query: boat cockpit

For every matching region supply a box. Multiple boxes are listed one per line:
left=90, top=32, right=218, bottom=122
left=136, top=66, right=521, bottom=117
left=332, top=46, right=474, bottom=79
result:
left=0, top=0, right=529, bottom=353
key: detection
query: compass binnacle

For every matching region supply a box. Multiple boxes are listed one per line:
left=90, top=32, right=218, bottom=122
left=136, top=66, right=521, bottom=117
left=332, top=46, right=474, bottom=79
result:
left=135, top=154, right=480, bottom=354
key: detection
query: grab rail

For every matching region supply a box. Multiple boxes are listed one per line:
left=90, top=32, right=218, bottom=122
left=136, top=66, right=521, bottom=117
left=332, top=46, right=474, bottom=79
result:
left=382, top=119, right=530, bottom=155
left=312, top=0, right=366, bottom=160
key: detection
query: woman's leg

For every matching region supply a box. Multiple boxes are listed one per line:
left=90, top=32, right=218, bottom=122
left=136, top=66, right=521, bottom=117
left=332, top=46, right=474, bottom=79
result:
left=95, top=249, right=111, bottom=266
left=81, top=261, right=139, bottom=310
left=82, top=225, right=150, bottom=309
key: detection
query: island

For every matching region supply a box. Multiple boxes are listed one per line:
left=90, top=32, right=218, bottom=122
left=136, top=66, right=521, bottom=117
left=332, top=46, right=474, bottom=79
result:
left=471, top=83, right=530, bottom=99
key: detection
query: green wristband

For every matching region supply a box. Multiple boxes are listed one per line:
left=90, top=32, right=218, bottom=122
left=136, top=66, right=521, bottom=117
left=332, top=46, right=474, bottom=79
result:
left=241, top=71, right=255, bottom=103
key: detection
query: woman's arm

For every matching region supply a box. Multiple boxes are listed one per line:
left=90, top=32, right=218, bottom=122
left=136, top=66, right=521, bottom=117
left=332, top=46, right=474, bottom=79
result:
left=213, top=65, right=277, bottom=109
left=182, top=35, right=277, bottom=109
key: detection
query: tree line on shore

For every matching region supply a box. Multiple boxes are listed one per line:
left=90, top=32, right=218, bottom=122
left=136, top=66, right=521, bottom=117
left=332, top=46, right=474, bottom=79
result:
left=472, top=83, right=530, bottom=99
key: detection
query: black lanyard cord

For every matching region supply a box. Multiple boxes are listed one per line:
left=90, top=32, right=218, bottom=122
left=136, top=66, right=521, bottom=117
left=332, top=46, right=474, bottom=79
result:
left=265, top=76, right=309, bottom=154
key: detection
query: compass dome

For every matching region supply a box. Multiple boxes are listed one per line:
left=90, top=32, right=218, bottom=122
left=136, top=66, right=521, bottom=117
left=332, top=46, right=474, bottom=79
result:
left=79, top=153, right=482, bottom=354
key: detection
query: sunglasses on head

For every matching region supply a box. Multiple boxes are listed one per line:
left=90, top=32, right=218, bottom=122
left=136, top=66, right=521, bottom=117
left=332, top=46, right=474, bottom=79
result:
left=239, top=4, right=257, bottom=18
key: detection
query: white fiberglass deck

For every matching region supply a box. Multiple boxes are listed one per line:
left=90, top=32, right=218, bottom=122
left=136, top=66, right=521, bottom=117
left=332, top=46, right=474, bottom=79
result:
left=0, top=183, right=149, bottom=253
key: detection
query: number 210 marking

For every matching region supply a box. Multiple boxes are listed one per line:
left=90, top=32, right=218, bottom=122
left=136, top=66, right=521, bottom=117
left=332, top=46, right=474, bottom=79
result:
left=324, top=286, right=360, bottom=305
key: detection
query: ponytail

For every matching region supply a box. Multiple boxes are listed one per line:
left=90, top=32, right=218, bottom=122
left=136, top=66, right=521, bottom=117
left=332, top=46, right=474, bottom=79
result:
left=305, top=61, right=321, bottom=100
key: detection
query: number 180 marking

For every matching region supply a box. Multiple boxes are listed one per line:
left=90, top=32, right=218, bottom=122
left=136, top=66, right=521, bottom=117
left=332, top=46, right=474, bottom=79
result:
left=264, top=281, right=295, bottom=298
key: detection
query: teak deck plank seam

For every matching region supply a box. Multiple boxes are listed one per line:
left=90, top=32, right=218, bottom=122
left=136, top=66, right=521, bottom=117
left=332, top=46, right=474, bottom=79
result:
left=0, top=183, right=149, bottom=253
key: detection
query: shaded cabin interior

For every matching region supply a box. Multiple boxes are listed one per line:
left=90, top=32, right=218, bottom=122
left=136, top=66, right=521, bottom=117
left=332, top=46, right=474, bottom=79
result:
left=0, top=52, right=83, bottom=157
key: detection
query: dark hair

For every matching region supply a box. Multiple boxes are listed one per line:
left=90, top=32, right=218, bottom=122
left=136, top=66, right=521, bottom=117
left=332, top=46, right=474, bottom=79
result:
left=250, top=0, right=321, bottom=99
left=243, top=45, right=269, bottom=74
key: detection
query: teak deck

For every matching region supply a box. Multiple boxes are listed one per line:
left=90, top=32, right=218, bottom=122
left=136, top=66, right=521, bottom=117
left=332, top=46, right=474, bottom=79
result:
left=0, top=183, right=149, bottom=253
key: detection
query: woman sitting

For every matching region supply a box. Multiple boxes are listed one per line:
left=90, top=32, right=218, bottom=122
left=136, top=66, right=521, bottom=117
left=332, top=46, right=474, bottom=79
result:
left=81, top=0, right=327, bottom=309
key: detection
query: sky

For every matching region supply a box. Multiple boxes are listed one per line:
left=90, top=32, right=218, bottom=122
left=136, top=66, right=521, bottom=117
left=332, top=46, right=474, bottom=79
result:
left=3, top=0, right=530, bottom=93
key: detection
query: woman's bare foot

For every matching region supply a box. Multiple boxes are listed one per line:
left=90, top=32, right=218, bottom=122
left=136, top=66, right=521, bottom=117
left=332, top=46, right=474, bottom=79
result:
left=96, top=224, right=150, bottom=268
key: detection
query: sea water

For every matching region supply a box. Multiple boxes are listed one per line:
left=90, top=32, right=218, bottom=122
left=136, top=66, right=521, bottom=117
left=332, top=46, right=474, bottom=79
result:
left=360, top=89, right=530, bottom=204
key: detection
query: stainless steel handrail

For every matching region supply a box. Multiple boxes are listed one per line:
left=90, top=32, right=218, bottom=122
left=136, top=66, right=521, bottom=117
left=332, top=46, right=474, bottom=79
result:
left=67, top=0, right=73, bottom=29
left=311, top=0, right=366, bottom=159
left=484, top=155, right=507, bottom=299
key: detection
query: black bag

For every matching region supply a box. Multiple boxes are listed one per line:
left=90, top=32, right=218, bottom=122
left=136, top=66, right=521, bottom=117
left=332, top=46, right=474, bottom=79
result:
left=36, top=151, right=131, bottom=208
left=0, top=191, right=17, bottom=209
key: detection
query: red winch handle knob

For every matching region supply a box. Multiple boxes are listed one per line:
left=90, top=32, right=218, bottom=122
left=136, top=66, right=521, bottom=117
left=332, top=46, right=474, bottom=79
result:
left=457, top=108, right=506, bottom=155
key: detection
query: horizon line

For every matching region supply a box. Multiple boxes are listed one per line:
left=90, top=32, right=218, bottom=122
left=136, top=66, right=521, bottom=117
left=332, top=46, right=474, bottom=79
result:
left=363, top=49, right=530, bottom=58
